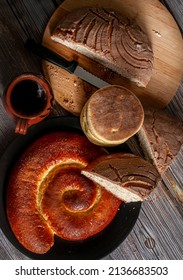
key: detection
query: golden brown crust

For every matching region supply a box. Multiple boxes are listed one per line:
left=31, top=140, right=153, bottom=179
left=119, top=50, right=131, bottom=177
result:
left=41, top=167, right=121, bottom=240
left=80, top=86, right=144, bottom=146
left=7, top=131, right=120, bottom=254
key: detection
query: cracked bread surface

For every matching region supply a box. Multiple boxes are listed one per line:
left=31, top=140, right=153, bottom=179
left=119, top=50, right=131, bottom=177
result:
left=137, top=107, right=183, bottom=174
left=51, top=7, right=153, bottom=87
left=83, top=153, right=160, bottom=202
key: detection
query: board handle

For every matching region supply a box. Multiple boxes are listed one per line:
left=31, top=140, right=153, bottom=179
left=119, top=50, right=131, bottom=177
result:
left=25, top=39, right=78, bottom=74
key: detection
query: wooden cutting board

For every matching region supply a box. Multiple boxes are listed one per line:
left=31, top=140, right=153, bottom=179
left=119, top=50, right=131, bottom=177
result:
left=42, top=0, right=183, bottom=116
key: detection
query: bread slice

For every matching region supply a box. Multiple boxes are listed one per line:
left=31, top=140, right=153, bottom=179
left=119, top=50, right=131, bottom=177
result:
left=80, top=85, right=144, bottom=146
left=137, top=106, right=183, bottom=174
left=51, top=7, right=153, bottom=87
left=82, top=153, right=160, bottom=202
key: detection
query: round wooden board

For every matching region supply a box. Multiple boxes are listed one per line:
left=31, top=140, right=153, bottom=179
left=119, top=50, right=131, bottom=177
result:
left=42, top=0, right=183, bottom=116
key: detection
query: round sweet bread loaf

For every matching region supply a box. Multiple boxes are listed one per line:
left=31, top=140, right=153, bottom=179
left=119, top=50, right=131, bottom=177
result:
left=80, top=85, right=144, bottom=146
left=6, top=131, right=121, bottom=254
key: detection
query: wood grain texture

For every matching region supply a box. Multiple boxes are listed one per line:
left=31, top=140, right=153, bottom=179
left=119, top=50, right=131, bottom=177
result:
left=0, top=0, right=182, bottom=260
left=42, top=0, right=183, bottom=116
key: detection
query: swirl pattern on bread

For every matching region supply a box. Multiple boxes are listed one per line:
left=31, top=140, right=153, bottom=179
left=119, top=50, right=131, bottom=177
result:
left=6, top=132, right=121, bottom=254
left=51, top=7, right=153, bottom=87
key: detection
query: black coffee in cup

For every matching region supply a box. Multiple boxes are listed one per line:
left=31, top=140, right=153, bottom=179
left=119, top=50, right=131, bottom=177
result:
left=3, top=73, right=54, bottom=134
left=10, top=80, right=47, bottom=117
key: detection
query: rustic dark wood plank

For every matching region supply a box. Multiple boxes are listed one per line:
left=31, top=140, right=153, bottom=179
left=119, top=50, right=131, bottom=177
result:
left=6, top=0, right=55, bottom=40
left=0, top=0, right=64, bottom=138
left=0, top=1, right=38, bottom=85
left=161, top=0, right=183, bottom=206
left=0, top=0, right=182, bottom=261
left=105, top=181, right=183, bottom=260
left=161, top=0, right=183, bottom=33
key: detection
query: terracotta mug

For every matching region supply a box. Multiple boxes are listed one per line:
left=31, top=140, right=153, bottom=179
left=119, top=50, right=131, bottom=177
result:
left=3, top=73, right=54, bottom=135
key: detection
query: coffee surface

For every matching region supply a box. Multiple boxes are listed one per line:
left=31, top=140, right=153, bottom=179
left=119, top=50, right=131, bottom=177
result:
left=10, top=80, right=47, bottom=116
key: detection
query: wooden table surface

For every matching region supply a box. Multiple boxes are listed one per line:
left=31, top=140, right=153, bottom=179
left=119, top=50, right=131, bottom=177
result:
left=0, top=0, right=182, bottom=260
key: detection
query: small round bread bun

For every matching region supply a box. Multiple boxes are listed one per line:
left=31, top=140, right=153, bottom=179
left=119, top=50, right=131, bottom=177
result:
left=80, top=85, right=144, bottom=146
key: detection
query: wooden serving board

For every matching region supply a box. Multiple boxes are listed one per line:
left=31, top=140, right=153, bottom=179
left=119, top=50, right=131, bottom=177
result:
left=42, top=0, right=183, bottom=116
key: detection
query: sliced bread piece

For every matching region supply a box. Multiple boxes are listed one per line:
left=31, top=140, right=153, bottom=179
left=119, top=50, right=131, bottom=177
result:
left=51, top=7, right=153, bottom=87
left=82, top=153, right=160, bottom=202
left=137, top=106, right=183, bottom=174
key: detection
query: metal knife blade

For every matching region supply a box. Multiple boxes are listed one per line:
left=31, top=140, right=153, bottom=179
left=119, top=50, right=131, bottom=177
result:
left=74, top=65, right=109, bottom=88
left=25, top=39, right=110, bottom=89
